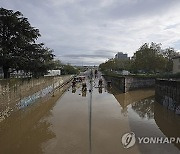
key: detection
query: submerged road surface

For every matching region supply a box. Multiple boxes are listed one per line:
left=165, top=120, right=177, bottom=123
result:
left=0, top=77, right=180, bottom=154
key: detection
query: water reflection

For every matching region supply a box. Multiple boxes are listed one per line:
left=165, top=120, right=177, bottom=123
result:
left=105, top=86, right=113, bottom=94
left=107, top=85, right=155, bottom=109
left=82, top=89, right=87, bottom=97
left=71, top=84, right=88, bottom=97
left=98, top=87, right=102, bottom=94
left=72, top=87, right=76, bottom=93
left=131, top=97, right=154, bottom=119
left=154, top=102, right=180, bottom=150
left=104, top=80, right=180, bottom=151
left=0, top=89, right=64, bottom=154
left=128, top=96, right=180, bottom=151
left=129, top=95, right=180, bottom=150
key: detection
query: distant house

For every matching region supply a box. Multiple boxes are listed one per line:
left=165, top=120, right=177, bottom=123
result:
left=115, top=52, right=130, bottom=60
left=173, top=56, right=180, bottom=74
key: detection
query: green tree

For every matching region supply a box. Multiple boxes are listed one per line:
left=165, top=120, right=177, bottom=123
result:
left=50, top=59, right=63, bottom=70
left=62, top=64, right=79, bottom=75
left=99, top=58, right=116, bottom=71
left=133, top=42, right=165, bottom=73
left=0, top=8, right=55, bottom=78
left=99, top=42, right=179, bottom=74
left=99, top=58, right=131, bottom=74
left=0, top=8, right=40, bottom=78
left=163, top=47, right=180, bottom=72
left=24, top=44, right=54, bottom=77
left=115, top=59, right=131, bottom=71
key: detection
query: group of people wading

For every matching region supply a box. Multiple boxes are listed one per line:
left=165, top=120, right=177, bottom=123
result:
left=71, top=70, right=106, bottom=94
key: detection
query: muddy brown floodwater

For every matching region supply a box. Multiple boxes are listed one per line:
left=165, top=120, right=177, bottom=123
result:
left=0, top=77, right=179, bottom=154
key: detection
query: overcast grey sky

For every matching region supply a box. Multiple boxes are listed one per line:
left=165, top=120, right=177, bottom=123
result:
left=1, top=0, right=180, bottom=65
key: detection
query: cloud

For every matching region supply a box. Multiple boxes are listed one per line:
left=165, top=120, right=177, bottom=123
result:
left=58, top=49, right=114, bottom=65
left=1, top=0, right=180, bottom=65
left=62, top=53, right=112, bottom=59
left=104, top=0, right=180, bottom=19
left=164, top=23, right=180, bottom=30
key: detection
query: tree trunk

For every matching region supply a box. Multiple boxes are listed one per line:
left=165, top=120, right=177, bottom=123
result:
left=3, top=66, right=10, bottom=79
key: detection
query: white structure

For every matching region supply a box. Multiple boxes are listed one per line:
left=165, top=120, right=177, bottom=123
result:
left=173, top=56, right=180, bottom=74
left=44, top=70, right=61, bottom=76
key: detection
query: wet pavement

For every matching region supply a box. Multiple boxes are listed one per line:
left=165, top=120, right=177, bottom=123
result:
left=0, top=76, right=180, bottom=154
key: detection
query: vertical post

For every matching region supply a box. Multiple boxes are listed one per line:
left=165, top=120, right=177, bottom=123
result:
left=19, top=79, right=22, bottom=108
left=88, top=68, right=93, bottom=154
left=89, top=76, right=92, bottom=154
left=123, top=77, right=126, bottom=93
left=52, top=76, right=55, bottom=97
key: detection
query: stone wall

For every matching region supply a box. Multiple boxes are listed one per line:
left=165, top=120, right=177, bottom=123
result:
left=103, top=75, right=155, bottom=93
left=0, top=75, right=73, bottom=122
left=103, top=75, right=125, bottom=92
left=125, top=77, right=155, bottom=92
left=155, top=79, right=180, bottom=115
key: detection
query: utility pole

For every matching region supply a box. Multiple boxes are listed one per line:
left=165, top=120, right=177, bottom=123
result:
left=88, top=69, right=93, bottom=154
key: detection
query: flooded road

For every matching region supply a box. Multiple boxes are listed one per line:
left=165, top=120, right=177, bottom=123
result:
left=0, top=77, right=179, bottom=154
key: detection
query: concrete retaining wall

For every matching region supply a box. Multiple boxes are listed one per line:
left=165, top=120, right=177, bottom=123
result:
left=103, top=75, right=155, bottom=93
left=125, top=77, right=155, bottom=92
left=0, top=75, right=73, bottom=122
left=155, top=79, right=180, bottom=115
left=103, top=76, right=125, bottom=92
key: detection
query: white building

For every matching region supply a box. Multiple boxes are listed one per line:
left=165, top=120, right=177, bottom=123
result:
left=44, top=70, right=61, bottom=76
